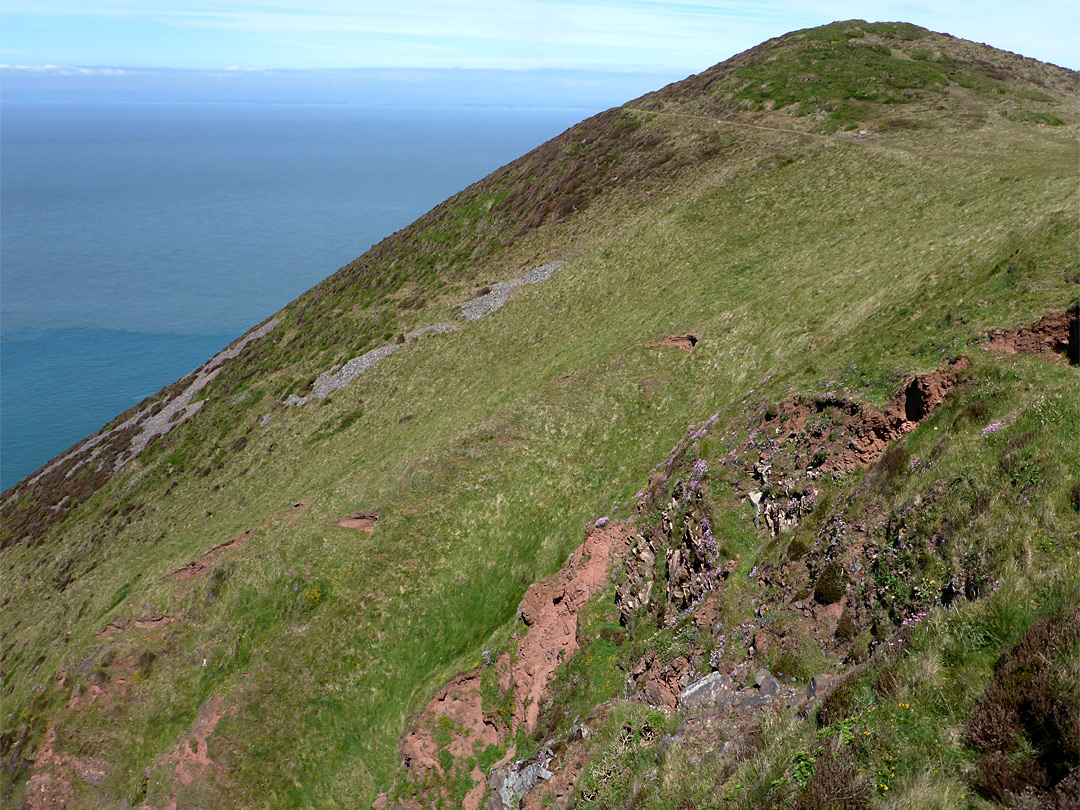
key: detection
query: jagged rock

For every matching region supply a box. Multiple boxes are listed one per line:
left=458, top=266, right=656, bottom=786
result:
left=678, top=672, right=734, bottom=712
left=487, top=748, right=554, bottom=810
left=754, top=462, right=773, bottom=486
left=760, top=490, right=816, bottom=535
left=759, top=674, right=781, bottom=696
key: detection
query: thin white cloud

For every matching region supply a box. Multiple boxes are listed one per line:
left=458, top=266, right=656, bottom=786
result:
left=1, top=64, right=130, bottom=74
left=3, top=0, right=1076, bottom=70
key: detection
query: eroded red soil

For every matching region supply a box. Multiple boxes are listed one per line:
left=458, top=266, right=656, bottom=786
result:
left=649, top=333, right=699, bottom=351
left=514, top=523, right=635, bottom=731
left=23, top=726, right=104, bottom=810
left=156, top=696, right=231, bottom=788
left=761, top=355, right=970, bottom=477
left=333, top=510, right=379, bottom=531
left=165, top=530, right=253, bottom=580
left=399, top=523, right=634, bottom=809
left=983, top=306, right=1077, bottom=364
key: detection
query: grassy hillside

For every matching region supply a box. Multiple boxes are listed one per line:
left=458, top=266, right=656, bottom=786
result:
left=2, top=20, right=1077, bottom=810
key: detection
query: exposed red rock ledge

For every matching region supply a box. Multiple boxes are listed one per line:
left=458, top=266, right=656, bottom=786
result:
left=399, top=523, right=634, bottom=810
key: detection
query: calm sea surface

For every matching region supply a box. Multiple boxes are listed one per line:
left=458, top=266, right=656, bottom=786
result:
left=1, top=103, right=586, bottom=490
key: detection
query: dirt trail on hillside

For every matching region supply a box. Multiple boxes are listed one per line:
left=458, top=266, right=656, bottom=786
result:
left=165, top=530, right=254, bottom=580
left=163, top=500, right=309, bottom=582
left=95, top=612, right=182, bottom=639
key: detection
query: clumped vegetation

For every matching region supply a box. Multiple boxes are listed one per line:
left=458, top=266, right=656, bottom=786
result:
left=2, top=18, right=1078, bottom=810
left=966, top=608, right=1080, bottom=804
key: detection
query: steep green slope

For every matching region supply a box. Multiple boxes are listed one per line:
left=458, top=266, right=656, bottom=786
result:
left=2, top=20, right=1077, bottom=810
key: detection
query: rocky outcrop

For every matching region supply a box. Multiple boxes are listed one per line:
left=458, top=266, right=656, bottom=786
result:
left=514, top=524, right=634, bottom=731
left=616, top=495, right=729, bottom=627
left=486, top=748, right=554, bottom=810
left=743, top=356, right=970, bottom=536
left=399, top=523, right=632, bottom=809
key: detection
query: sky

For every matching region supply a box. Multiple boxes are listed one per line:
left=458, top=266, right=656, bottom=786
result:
left=3, top=0, right=1078, bottom=77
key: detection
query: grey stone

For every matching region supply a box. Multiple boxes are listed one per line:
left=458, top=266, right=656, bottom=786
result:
left=455, top=280, right=524, bottom=321
left=737, top=693, right=773, bottom=712
left=456, top=261, right=566, bottom=322
left=657, top=734, right=680, bottom=759
left=678, top=672, right=733, bottom=712
left=489, top=748, right=554, bottom=810
left=311, top=344, right=402, bottom=399
left=759, top=674, right=782, bottom=696
left=522, top=260, right=566, bottom=284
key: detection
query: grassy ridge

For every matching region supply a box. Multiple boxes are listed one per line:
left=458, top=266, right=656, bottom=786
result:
left=1, top=20, right=1078, bottom=810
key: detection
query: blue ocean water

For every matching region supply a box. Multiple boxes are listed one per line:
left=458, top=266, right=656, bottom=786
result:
left=1, top=102, right=586, bottom=490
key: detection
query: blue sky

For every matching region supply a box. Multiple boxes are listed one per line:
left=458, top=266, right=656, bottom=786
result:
left=3, top=1, right=1078, bottom=74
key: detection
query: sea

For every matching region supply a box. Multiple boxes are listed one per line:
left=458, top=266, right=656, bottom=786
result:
left=0, top=102, right=587, bottom=491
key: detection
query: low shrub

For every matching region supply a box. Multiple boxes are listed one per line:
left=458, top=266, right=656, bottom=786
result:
left=793, top=742, right=871, bottom=810
left=815, top=562, right=847, bottom=605
left=965, top=607, right=1080, bottom=803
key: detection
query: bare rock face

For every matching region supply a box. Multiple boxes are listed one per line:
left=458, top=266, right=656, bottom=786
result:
left=486, top=749, right=554, bottom=810
left=399, top=523, right=633, bottom=809
left=678, top=672, right=734, bottom=712
left=744, top=355, right=972, bottom=537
